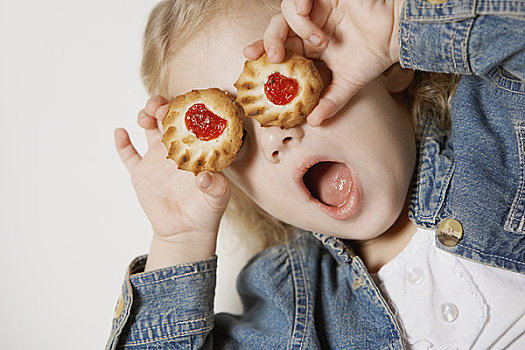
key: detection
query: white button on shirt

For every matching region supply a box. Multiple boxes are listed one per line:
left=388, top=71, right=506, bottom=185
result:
left=373, top=227, right=525, bottom=349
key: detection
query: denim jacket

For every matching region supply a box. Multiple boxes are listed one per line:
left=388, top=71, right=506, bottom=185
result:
left=107, top=1, right=525, bottom=348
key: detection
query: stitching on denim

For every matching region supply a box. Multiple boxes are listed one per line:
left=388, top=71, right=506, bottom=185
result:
left=436, top=158, right=454, bottom=223
left=351, top=261, right=393, bottom=346
left=295, top=239, right=309, bottom=349
left=122, top=318, right=213, bottom=346
left=456, top=243, right=525, bottom=266
left=410, top=0, right=475, bottom=22
left=399, top=8, right=414, bottom=70
left=416, top=140, right=455, bottom=223
left=505, top=123, right=525, bottom=233
left=488, top=66, right=525, bottom=94
left=451, top=22, right=458, bottom=73
left=286, top=238, right=310, bottom=350
left=132, top=268, right=216, bottom=287
left=510, top=123, right=525, bottom=233
left=352, top=259, right=403, bottom=349
left=312, top=232, right=354, bottom=263
left=109, top=279, right=135, bottom=349
left=476, top=0, right=525, bottom=14
left=408, top=20, right=414, bottom=68
left=285, top=244, right=297, bottom=350
left=415, top=0, right=455, bottom=10
left=461, top=23, right=467, bottom=72
left=131, top=316, right=213, bottom=333
left=122, top=326, right=214, bottom=346
left=461, top=19, right=473, bottom=73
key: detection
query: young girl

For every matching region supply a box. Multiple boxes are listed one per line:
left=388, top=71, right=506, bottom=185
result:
left=107, top=0, right=525, bottom=348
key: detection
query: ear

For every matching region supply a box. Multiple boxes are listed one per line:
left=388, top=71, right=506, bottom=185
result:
left=381, top=64, right=415, bottom=93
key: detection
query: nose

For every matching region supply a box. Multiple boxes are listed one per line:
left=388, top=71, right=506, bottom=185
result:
left=258, top=125, right=305, bottom=163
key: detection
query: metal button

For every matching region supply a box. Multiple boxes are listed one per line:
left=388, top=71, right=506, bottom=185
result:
left=406, top=265, right=423, bottom=285
left=113, top=294, right=124, bottom=319
left=437, top=219, right=463, bottom=247
left=440, top=302, right=458, bottom=322
left=427, top=0, right=449, bottom=4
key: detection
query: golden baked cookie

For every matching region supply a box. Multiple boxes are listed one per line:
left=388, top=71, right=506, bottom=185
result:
left=162, top=88, right=243, bottom=174
left=234, top=50, right=324, bottom=128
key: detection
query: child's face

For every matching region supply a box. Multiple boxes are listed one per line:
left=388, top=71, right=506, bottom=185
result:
left=167, top=17, right=416, bottom=240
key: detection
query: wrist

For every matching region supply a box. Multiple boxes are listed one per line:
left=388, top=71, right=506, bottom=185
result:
left=145, top=232, right=217, bottom=272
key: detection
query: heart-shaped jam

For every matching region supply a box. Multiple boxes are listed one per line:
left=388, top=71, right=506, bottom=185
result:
left=185, top=103, right=227, bottom=141
left=264, top=72, right=299, bottom=105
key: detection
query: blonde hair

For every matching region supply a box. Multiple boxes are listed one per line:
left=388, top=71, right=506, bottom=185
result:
left=141, top=0, right=281, bottom=97
left=140, top=0, right=458, bottom=247
left=409, top=71, right=459, bottom=134
left=141, top=0, right=218, bottom=96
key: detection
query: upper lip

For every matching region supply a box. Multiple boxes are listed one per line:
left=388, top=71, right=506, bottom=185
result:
left=294, top=155, right=340, bottom=200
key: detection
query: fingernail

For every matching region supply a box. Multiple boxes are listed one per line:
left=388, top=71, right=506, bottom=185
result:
left=309, top=34, right=321, bottom=47
left=199, top=172, right=213, bottom=190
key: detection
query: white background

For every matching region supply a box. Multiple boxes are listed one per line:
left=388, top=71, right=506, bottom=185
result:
left=0, top=1, right=172, bottom=348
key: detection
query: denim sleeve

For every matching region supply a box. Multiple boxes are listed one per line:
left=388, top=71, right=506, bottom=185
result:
left=398, top=0, right=525, bottom=78
left=106, top=255, right=217, bottom=349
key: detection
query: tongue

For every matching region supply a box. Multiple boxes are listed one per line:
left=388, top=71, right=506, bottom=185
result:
left=303, top=162, right=352, bottom=207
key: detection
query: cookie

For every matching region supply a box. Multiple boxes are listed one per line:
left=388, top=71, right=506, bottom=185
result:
left=162, top=88, right=243, bottom=174
left=234, top=50, right=324, bottom=128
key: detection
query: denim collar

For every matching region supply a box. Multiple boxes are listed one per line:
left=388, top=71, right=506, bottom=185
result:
left=311, top=231, right=355, bottom=264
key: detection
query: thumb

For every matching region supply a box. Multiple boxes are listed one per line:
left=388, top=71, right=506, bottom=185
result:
left=307, top=77, right=361, bottom=126
left=196, top=171, right=231, bottom=211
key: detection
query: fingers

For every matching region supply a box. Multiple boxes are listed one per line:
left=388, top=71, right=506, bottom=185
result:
left=144, top=95, right=169, bottom=119
left=139, top=96, right=169, bottom=129
left=145, top=127, right=163, bottom=149
left=307, top=77, right=361, bottom=126
left=294, top=0, right=313, bottom=16
left=137, top=109, right=157, bottom=130
left=281, top=0, right=325, bottom=49
left=139, top=96, right=169, bottom=147
left=259, top=2, right=326, bottom=63
left=263, top=14, right=290, bottom=63
left=243, top=36, right=306, bottom=61
left=196, top=172, right=231, bottom=211
left=114, top=128, right=141, bottom=171
left=153, top=105, right=169, bottom=124
left=137, top=110, right=163, bottom=149
left=243, top=40, right=265, bottom=60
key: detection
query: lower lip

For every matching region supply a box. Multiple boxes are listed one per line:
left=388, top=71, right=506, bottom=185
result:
left=296, top=157, right=361, bottom=220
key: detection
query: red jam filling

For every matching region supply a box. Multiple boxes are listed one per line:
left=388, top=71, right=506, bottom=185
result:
left=264, top=72, right=299, bottom=105
left=185, top=103, right=227, bottom=141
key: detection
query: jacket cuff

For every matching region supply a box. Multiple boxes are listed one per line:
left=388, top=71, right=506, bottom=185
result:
left=398, top=0, right=476, bottom=74
left=106, top=255, right=217, bottom=349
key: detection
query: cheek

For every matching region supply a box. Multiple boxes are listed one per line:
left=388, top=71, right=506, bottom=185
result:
left=225, top=153, right=266, bottom=202
left=227, top=158, right=288, bottom=219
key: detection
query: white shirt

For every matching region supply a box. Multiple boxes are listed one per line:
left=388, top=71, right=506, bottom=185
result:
left=373, top=227, right=525, bottom=350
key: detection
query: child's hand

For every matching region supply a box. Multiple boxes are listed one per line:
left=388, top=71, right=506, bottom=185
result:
left=245, top=0, right=404, bottom=126
left=115, top=96, right=230, bottom=268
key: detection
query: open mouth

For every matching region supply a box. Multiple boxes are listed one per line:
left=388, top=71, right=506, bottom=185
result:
left=300, top=160, right=360, bottom=220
